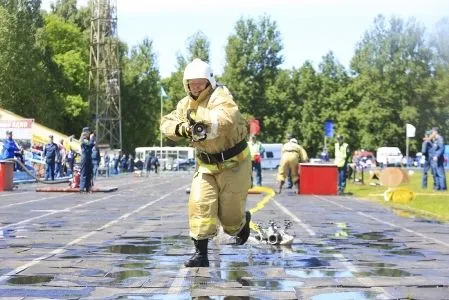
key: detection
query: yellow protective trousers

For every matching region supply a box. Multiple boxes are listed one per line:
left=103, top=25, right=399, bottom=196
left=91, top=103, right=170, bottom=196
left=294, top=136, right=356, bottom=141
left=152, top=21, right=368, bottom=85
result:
left=277, top=152, right=299, bottom=183
left=188, top=157, right=252, bottom=240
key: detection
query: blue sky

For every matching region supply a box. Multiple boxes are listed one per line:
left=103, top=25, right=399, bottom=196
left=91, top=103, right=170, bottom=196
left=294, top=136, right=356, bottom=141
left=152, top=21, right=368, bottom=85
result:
left=41, top=0, right=449, bottom=78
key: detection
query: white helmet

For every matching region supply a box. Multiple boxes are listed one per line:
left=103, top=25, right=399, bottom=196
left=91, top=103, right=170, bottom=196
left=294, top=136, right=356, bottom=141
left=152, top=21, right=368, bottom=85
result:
left=290, top=138, right=298, bottom=144
left=183, top=58, right=216, bottom=94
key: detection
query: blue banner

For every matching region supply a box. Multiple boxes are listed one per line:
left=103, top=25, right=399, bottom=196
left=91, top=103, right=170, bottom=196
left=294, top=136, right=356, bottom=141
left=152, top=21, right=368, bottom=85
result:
left=324, top=120, right=334, bottom=137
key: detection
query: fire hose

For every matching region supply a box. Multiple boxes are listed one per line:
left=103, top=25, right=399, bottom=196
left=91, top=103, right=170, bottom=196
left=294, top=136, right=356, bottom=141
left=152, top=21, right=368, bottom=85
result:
left=3, top=158, right=69, bottom=185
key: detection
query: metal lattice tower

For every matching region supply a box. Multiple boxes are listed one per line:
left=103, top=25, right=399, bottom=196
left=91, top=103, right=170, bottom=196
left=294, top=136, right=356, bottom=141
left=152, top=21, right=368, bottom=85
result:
left=88, top=0, right=122, bottom=150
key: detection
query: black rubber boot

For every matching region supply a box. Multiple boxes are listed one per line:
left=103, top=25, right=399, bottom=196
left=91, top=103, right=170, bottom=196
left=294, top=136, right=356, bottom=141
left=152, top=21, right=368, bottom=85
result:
left=184, top=239, right=209, bottom=267
left=236, top=211, right=251, bottom=245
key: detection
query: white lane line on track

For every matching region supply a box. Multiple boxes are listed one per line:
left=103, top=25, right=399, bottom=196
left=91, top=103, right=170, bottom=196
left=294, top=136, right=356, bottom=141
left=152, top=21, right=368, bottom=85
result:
left=0, top=194, right=72, bottom=209
left=273, top=198, right=390, bottom=300
left=0, top=194, right=117, bottom=231
left=272, top=200, right=316, bottom=236
left=0, top=192, right=31, bottom=197
left=167, top=268, right=190, bottom=294
left=0, top=184, right=189, bottom=283
left=0, top=178, right=181, bottom=231
left=0, top=177, right=174, bottom=209
left=315, top=195, right=449, bottom=249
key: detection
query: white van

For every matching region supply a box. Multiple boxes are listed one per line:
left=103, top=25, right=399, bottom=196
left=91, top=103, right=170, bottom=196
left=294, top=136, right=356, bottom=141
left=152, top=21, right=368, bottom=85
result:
left=376, top=147, right=403, bottom=167
left=261, top=143, right=282, bottom=169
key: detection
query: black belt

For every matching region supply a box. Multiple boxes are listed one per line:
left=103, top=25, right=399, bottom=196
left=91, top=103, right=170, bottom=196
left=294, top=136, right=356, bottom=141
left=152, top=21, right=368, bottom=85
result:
left=198, top=139, right=248, bottom=164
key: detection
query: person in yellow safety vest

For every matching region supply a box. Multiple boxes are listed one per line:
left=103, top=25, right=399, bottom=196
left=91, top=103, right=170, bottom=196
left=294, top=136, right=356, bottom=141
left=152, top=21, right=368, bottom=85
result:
left=277, top=138, right=308, bottom=194
left=248, top=135, right=265, bottom=186
left=160, top=58, right=252, bottom=268
left=335, top=134, right=350, bottom=195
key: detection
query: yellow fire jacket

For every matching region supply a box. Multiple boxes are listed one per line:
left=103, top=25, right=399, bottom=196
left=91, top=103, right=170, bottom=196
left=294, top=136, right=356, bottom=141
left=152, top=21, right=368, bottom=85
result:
left=160, top=86, right=249, bottom=173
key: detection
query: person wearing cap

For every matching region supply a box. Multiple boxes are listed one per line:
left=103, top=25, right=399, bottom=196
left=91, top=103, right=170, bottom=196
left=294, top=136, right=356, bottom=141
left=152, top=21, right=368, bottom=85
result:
left=2, top=130, right=20, bottom=159
left=2, top=130, right=23, bottom=170
left=430, top=127, right=447, bottom=191
left=161, top=58, right=252, bottom=268
left=43, top=135, right=58, bottom=181
left=79, top=127, right=95, bottom=192
left=248, top=135, right=265, bottom=186
left=421, top=130, right=434, bottom=189
left=334, top=134, right=350, bottom=195
left=277, top=138, right=308, bottom=194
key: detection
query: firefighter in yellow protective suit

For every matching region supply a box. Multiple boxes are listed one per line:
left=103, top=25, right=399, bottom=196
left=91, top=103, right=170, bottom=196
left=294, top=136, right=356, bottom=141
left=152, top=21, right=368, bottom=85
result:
left=276, top=138, right=308, bottom=193
left=160, top=58, right=252, bottom=268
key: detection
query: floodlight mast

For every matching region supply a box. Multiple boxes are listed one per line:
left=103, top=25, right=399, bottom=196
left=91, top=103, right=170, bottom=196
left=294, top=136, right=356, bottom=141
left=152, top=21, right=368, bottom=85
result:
left=88, top=0, right=122, bottom=151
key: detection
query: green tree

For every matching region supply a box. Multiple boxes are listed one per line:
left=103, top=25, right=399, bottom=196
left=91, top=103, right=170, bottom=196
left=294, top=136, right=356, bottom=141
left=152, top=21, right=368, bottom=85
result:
left=221, top=15, right=283, bottom=138
left=121, top=38, right=160, bottom=153
left=37, top=13, right=89, bottom=133
left=350, top=15, right=436, bottom=152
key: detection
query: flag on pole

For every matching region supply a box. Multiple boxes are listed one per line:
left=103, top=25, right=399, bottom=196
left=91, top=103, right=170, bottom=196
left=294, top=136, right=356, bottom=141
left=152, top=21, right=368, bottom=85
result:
left=160, top=86, right=169, bottom=98
left=406, top=124, right=416, bottom=138
left=324, top=120, right=334, bottom=138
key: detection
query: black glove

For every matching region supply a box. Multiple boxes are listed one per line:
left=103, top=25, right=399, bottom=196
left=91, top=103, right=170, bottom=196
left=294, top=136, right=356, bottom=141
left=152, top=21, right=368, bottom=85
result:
left=175, top=122, right=192, bottom=138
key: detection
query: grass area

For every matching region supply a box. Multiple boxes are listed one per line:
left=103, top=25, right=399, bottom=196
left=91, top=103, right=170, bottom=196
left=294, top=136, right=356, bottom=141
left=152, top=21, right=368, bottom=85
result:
left=346, top=169, right=449, bottom=222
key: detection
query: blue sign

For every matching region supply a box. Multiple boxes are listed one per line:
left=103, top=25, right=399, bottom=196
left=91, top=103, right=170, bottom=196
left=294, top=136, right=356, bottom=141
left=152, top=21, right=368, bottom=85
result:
left=324, top=120, right=334, bottom=138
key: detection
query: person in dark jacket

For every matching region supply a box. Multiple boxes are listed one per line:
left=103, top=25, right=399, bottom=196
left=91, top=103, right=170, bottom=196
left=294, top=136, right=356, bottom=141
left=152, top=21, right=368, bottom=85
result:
left=430, top=127, right=447, bottom=191
left=151, top=155, right=159, bottom=174
left=79, top=127, right=95, bottom=193
left=2, top=130, right=22, bottom=170
left=128, top=155, right=135, bottom=172
left=92, top=144, right=101, bottom=178
left=43, top=135, right=58, bottom=181
left=421, top=130, right=433, bottom=189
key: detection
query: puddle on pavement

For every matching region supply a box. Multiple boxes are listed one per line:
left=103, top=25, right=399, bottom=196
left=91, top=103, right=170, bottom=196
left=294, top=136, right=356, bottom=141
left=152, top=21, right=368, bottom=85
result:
left=388, top=248, right=424, bottom=256
left=356, top=262, right=396, bottom=268
left=356, top=268, right=411, bottom=277
left=60, top=255, right=81, bottom=259
left=311, top=291, right=379, bottom=300
left=7, top=275, right=54, bottom=285
left=238, top=279, right=303, bottom=291
left=354, top=232, right=386, bottom=240
left=1, top=228, right=16, bottom=238
left=106, top=270, right=150, bottom=282
left=358, top=242, right=397, bottom=250
left=79, top=269, right=106, bottom=276
left=118, top=262, right=148, bottom=268
left=286, top=269, right=353, bottom=278
left=105, top=243, right=161, bottom=255
left=116, top=293, right=190, bottom=299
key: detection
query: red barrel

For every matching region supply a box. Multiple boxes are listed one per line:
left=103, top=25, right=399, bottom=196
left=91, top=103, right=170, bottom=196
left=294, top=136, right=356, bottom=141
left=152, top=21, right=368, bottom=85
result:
left=0, top=161, right=14, bottom=191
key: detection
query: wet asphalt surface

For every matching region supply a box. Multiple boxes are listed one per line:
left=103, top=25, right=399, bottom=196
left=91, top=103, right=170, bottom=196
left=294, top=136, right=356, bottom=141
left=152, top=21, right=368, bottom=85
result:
left=0, top=170, right=448, bottom=299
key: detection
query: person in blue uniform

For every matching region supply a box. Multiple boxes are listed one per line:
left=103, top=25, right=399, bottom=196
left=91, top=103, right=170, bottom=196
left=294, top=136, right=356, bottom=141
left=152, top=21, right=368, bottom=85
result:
left=79, top=127, right=95, bottom=193
left=43, top=135, right=58, bottom=181
left=2, top=130, right=22, bottom=170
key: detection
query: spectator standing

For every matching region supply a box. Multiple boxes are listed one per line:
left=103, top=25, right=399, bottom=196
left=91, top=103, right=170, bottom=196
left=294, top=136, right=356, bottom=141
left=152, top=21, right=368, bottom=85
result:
left=334, top=135, right=350, bottom=195
left=151, top=155, right=159, bottom=174
left=92, top=144, right=101, bottom=178
left=79, top=127, right=95, bottom=193
left=421, top=130, right=433, bottom=189
left=43, top=135, right=58, bottom=181
left=104, top=152, right=110, bottom=177
left=2, top=130, right=22, bottom=170
left=128, top=155, right=135, bottom=173
left=430, top=127, right=447, bottom=191
left=55, top=139, right=66, bottom=178
left=145, top=152, right=154, bottom=175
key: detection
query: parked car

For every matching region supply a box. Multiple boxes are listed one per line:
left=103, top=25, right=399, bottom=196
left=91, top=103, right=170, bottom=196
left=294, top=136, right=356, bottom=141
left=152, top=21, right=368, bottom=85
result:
left=173, top=158, right=196, bottom=171
left=376, top=147, right=403, bottom=167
